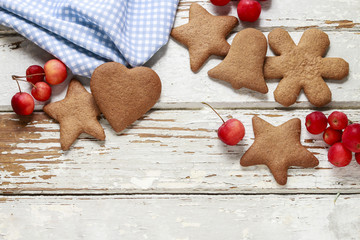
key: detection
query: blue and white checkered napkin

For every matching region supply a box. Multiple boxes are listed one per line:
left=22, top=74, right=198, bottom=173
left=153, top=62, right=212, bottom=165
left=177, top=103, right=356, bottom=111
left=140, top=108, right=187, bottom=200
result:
left=0, top=0, right=179, bottom=77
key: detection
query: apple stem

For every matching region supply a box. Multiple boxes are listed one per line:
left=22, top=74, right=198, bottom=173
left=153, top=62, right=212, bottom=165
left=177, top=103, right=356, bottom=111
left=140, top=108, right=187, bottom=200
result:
left=11, top=76, right=36, bottom=88
left=201, top=102, right=225, bottom=123
left=14, top=79, right=22, bottom=93
left=12, top=73, right=45, bottom=79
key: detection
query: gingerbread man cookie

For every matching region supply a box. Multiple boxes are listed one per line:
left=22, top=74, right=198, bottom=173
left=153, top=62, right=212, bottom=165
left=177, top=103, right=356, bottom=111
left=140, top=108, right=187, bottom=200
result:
left=264, top=28, right=349, bottom=107
left=241, top=116, right=319, bottom=185
left=171, top=3, right=238, bottom=72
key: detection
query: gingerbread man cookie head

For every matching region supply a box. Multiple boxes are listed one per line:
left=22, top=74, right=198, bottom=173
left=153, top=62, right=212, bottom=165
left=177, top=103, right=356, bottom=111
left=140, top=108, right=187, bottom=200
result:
left=264, top=28, right=349, bottom=107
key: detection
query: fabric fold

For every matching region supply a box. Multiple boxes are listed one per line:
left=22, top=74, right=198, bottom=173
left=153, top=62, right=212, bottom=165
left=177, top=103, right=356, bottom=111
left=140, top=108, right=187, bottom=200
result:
left=0, top=0, right=179, bottom=77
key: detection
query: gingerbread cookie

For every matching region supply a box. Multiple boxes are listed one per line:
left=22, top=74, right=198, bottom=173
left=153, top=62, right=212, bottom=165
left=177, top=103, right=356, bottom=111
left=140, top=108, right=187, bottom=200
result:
left=90, top=62, right=161, bottom=133
left=43, top=79, right=105, bottom=151
left=171, top=3, right=238, bottom=72
left=240, top=116, right=319, bottom=185
left=264, top=28, right=349, bottom=107
left=208, top=28, right=268, bottom=93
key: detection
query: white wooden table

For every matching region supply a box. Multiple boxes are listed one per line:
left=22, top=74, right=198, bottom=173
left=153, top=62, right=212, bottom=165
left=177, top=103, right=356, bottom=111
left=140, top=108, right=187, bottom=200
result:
left=1, top=0, right=360, bottom=239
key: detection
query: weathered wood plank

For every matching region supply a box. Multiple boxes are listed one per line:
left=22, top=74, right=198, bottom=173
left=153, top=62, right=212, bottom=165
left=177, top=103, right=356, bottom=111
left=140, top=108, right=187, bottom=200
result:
left=176, top=0, right=360, bottom=31
left=1, top=109, right=360, bottom=194
left=1, top=30, right=359, bottom=109
left=0, top=194, right=358, bottom=240
left=1, top=0, right=359, bottom=35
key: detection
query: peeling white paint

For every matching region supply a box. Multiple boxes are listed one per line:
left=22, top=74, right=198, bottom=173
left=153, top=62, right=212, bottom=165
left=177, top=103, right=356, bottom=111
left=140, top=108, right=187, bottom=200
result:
left=130, top=177, right=156, bottom=189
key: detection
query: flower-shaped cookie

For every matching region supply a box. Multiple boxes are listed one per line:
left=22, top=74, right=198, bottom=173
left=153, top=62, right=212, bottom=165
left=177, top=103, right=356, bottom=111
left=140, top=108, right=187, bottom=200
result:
left=264, top=28, right=349, bottom=107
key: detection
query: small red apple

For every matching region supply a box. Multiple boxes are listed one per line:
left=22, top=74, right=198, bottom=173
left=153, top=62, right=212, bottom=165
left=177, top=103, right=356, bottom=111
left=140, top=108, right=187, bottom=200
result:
left=355, top=152, right=360, bottom=165
left=44, top=59, right=68, bottom=85
left=11, top=92, right=35, bottom=116
left=328, top=111, right=348, bottom=130
left=218, top=118, right=245, bottom=145
left=31, top=81, right=52, bottom=101
left=305, top=111, right=327, bottom=135
left=237, top=0, right=262, bottom=22
left=26, top=65, right=45, bottom=84
left=323, top=127, right=342, bottom=145
left=328, top=142, right=352, bottom=167
left=342, top=123, right=360, bottom=152
left=202, top=102, right=245, bottom=145
left=210, top=0, right=231, bottom=6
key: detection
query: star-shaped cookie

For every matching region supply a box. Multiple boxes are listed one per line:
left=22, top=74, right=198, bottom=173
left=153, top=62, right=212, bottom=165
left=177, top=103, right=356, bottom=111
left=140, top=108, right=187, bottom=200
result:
left=240, top=116, right=319, bottom=185
left=208, top=28, right=268, bottom=93
left=171, top=3, right=238, bottom=72
left=264, top=28, right=349, bottom=107
left=43, top=79, right=105, bottom=150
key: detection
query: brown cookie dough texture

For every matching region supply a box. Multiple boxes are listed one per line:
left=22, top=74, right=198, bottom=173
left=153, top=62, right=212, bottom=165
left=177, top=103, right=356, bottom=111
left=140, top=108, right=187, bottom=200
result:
left=240, top=116, right=319, bottom=185
left=171, top=3, right=238, bottom=72
left=208, top=28, right=268, bottom=93
left=43, top=79, right=105, bottom=151
left=264, top=28, right=349, bottom=107
left=90, top=62, right=161, bottom=133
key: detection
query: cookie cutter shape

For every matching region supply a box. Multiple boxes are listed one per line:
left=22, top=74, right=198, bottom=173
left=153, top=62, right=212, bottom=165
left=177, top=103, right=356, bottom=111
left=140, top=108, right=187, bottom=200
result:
left=240, top=116, right=319, bottom=185
left=264, top=28, right=349, bottom=107
left=171, top=3, right=238, bottom=72
left=43, top=79, right=105, bottom=151
left=208, top=28, right=268, bottom=94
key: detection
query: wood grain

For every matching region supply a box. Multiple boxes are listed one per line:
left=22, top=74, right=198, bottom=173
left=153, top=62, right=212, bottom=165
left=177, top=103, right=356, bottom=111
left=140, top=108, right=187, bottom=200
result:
left=1, top=109, right=360, bottom=194
left=1, top=0, right=359, bottom=109
left=176, top=0, right=360, bottom=32
left=1, top=0, right=360, bottom=238
left=0, top=194, right=358, bottom=240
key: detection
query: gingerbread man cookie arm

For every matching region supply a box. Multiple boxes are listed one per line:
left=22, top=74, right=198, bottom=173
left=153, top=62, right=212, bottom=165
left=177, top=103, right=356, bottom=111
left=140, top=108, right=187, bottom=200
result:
left=267, top=28, right=296, bottom=55
left=303, top=76, right=332, bottom=107
left=321, top=58, right=349, bottom=80
left=273, top=77, right=302, bottom=107
left=264, top=56, right=285, bottom=79
left=298, top=28, right=330, bottom=57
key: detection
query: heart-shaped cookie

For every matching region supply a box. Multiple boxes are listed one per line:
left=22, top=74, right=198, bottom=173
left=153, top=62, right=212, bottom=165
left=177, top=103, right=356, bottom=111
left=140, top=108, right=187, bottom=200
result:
left=90, top=62, right=161, bottom=132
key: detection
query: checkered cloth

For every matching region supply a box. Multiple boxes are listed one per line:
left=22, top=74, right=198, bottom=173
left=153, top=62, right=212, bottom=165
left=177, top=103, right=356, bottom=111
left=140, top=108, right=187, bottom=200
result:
left=0, top=0, right=179, bottom=77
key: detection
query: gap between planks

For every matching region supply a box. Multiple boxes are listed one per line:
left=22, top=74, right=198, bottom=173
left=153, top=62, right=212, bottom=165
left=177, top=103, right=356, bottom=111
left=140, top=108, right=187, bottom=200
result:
left=0, top=192, right=354, bottom=197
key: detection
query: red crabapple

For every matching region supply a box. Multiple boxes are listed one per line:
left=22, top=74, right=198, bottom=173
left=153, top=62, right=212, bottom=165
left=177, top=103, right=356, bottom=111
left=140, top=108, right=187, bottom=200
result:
left=305, top=111, right=327, bottom=135
left=210, top=0, right=231, bottom=6
left=328, top=142, right=352, bottom=167
left=202, top=102, right=245, bottom=146
left=31, top=81, right=52, bottom=101
left=11, top=92, right=35, bottom=116
left=328, top=111, right=348, bottom=130
left=44, top=59, right=68, bottom=85
left=323, top=127, right=342, bottom=145
left=26, top=65, right=45, bottom=84
left=237, top=0, right=262, bottom=22
left=355, top=152, right=360, bottom=165
left=342, top=124, right=360, bottom=152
